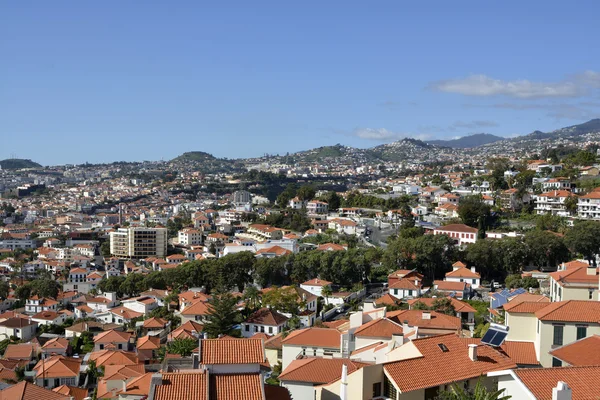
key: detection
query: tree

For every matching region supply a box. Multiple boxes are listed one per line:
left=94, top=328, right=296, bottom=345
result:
left=436, top=377, right=511, bottom=400
left=296, top=185, right=316, bottom=202
left=98, top=276, right=126, bottom=297
left=243, top=285, right=261, bottom=311
left=167, top=338, right=197, bottom=357
left=458, top=196, right=491, bottom=228
left=535, top=214, right=567, bottom=233
left=524, top=230, right=570, bottom=270
left=203, top=291, right=242, bottom=338
left=321, top=285, right=333, bottom=306
left=321, top=191, right=341, bottom=211
left=0, top=281, right=9, bottom=300
left=100, top=242, right=111, bottom=258
left=262, top=287, right=302, bottom=316
left=564, top=221, right=600, bottom=266
left=431, top=298, right=456, bottom=316
left=119, top=273, right=145, bottom=297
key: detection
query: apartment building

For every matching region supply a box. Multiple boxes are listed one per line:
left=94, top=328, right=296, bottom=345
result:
left=306, top=200, right=329, bottom=214
left=177, top=228, right=202, bottom=246
left=578, top=189, right=600, bottom=220
left=109, top=227, right=167, bottom=259
left=534, top=190, right=576, bottom=217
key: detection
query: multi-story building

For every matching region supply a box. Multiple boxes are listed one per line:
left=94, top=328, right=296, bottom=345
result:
left=306, top=200, right=328, bottom=214
left=578, top=189, right=600, bottom=220
left=534, top=190, right=576, bottom=217
left=177, top=228, right=202, bottom=246
left=433, top=224, right=478, bottom=245
left=109, top=227, right=167, bottom=259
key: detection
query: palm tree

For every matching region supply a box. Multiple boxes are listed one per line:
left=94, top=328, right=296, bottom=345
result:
left=436, top=378, right=511, bottom=400
left=321, top=285, right=333, bottom=306
left=243, top=285, right=261, bottom=311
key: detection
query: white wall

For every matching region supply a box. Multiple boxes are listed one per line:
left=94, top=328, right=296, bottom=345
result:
left=282, top=381, right=315, bottom=400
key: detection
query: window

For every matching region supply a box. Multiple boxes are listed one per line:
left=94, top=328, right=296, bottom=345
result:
left=384, top=375, right=398, bottom=399
left=552, top=357, right=562, bottom=367
left=254, top=326, right=258, bottom=332
left=99, top=344, right=104, bottom=350
left=577, top=326, right=587, bottom=340
left=260, top=326, right=265, bottom=333
left=372, top=382, right=382, bottom=398
left=245, top=325, right=250, bottom=332
left=268, top=326, right=273, bottom=334
left=590, top=290, right=594, bottom=300
left=553, top=325, right=564, bottom=346
left=394, top=289, right=398, bottom=296
left=118, top=344, right=122, bottom=350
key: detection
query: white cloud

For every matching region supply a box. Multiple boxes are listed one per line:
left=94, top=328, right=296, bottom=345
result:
left=429, top=73, right=600, bottom=99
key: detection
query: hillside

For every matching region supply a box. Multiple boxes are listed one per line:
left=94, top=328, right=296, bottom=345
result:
left=0, top=159, right=42, bottom=169
left=428, top=133, right=504, bottom=148
left=171, top=151, right=216, bottom=162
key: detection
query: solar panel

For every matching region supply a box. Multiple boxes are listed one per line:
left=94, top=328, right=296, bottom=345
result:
left=481, top=323, right=510, bottom=347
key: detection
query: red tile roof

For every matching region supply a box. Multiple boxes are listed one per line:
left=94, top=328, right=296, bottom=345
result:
left=245, top=308, right=289, bottom=326
left=514, top=366, right=600, bottom=400
left=353, top=318, right=403, bottom=338
left=407, top=297, right=476, bottom=313
left=0, top=381, right=70, bottom=400
left=384, top=334, right=516, bottom=392
left=504, top=301, right=552, bottom=313
left=209, top=373, right=264, bottom=400
left=200, top=338, right=265, bottom=365
left=433, top=280, right=470, bottom=291
left=462, top=338, right=539, bottom=366
left=302, top=278, right=332, bottom=287
left=387, top=310, right=461, bottom=331
left=535, top=300, right=600, bottom=323
left=154, top=371, right=208, bottom=400
left=445, top=267, right=480, bottom=279
left=549, top=335, right=600, bottom=366
left=279, top=358, right=369, bottom=384
left=52, top=385, right=87, bottom=400
left=94, top=329, right=131, bottom=344
left=281, top=328, right=341, bottom=349
left=435, top=224, right=478, bottom=233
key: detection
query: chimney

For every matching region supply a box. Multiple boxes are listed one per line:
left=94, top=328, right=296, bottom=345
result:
left=121, top=379, right=127, bottom=393
left=468, top=344, right=478, bottom=361
left=422, top=312, right=431, bottom=320
left=340, top=364, right=348, bottom=400
left=471, top=267, right=476, bottom=273
left=453, top=265, right=460, bottom=271
left=552, top=381, right=572, bottom=400
left=587, top=264, right=596, bottom=276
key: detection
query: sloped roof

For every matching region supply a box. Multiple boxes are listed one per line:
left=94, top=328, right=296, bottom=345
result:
left=209, top=373, right=264, bottom=400
left=435, top=224, right=478, bottom=233
left=33, top=356, right=80, bottom=378
left=3, top=344, right=35, bottom=360
left=387, top=310, right=461, bottom=330
left=200, top=338, right=265, bottom=365
left=181, top=299, right=211, bottom=316
left=245, top=308, right=288, bottom=326
left=462, top=338, right=539, bottom=366
left=154, top=371, right=208, bottom=400
left=279, top=358, right=369, bottom=384
left=94, top=329, right=132, bottom=344
left=52, top=385, right=87, bottom=400
left=353, top=318, right=403, bottom=338
left=384, top=334, right=516, bottom=393
left=445, top=267, right=480, bottom=279
left=0, top=381, right=70, bottom=400
left=117, top=372, right=153, bottom=396
left=143, top=317, right=167, bottom=328
left=534, top=300, right=600, bottom=323
left=407, top=297, right=476, bottom=313
left=281, top=328, right=341, bottom=349
left=137, top=335, right=161, bottom=350
left=549, top=335, right=600, bottom=366
left=504, top=301, right=551, bottom=313
left=514, top=366, right=600, bottom=400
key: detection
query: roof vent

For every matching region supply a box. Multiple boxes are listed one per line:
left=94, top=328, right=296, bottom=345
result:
left=422, top=311, right=431, bottom=320
left=468, top=344, right=478, bottom=361
left=437, top=343, right=449, bottom=352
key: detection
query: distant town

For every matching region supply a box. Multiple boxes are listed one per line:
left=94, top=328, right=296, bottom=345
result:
left=2, top=118, right=600, bottom=399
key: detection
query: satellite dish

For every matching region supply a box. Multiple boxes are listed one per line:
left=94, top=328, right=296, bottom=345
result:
left=481, top=323, right=510, bottom=347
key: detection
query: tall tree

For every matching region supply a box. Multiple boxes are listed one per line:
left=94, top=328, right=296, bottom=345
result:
left=564, top=221, right=600, bottom=266
left=203, top=291, right=242, bottom=338
left=458, top=195, right=491, bottom=228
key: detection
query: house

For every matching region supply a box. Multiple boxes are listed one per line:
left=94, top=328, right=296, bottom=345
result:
left=407, top=297, right=477, bottom=328
left=433, top=224, right=478, bottom=245
left=499, top=188, right=530, bottom=211
left=281, top=327, right=342, bottom=370
left=25, top=296, right=58, bottom=314
left=504, top=300, right=600, bottom=367
left=549, top=335, right=600, bottom=367
left=0, top=381, right=72, bottom=400
left=264, top=333, right=284, bottom=368
left=0, top=317, right=37, bottom=341
left=32, top=311, right=66, bottom=326
left=96, top=364, right=146, bottom=399
left=113, top=372, right=153, bottom=400
left=300, top=278, right=333, bottom=297
left=3, top=343, right=37, bottom=362
left=94, top=329, right=132, bottom=352
left=382, top=334, right=516, bottom=399
left=179, top=299, right=210, bottom=324
left=434, top=203, right=459, bottom=219
left=535, top=190, right=577, bottom=217
left=136, top=335, right=161, bottom=363
left=432, top=280, right=472, bottom=300
left=387, top=310, right=462, bottom=338
left=168, top=320, right=203, bottom=341
left=578, top=189, right=600, bottom=220
left=177, top=228, right=202, bottom=246
left=197, top=337, right=266, bottom=373
left=121, top=296, right=159, bottom=316
left=96, top=306, right=143, bottom=325
left=328, top=219, right=358, bottom=235
left=306, top=200, right=328, bottom=214
left=52, top=385, right=88, bottom=400
left=279, top=358, right=369, bottom=400
left=255, top=245, right=292, bottom=258
left=142, top=317, right=168, bottom=334
left=388, top=277, right=424, bottom=299
left=316, top=243, right=346, bottom=252
left=87, top=293, right=119, bottom=312
left=549, top=262, right=598, bottom=301
left=491, top=365, right=600, bottom=400
left=32, top=356, right=81, bottom=389
left=444, top=262, right=481, bottom=289
left=289, top=197, right=306, bottom=210
left=242, top=308, right=289, bottom=338
left=352, top=318, right=404, bottom=352
left=41, top=338, right=71, bottom=359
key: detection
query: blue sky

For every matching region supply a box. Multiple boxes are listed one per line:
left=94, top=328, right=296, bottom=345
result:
left=2, top=1, right=600, bottom=165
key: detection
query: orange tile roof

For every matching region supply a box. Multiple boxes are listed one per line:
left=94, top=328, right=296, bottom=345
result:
left=200, top=338, right=265, bottom=365
left=389, top=278, right=420, bottom=290
left=445, top=267, right=480, bottom=279
left=52, top=385, right=88, bottom=400
left=354, top=318, right=403, bottom=338
left=0, top=367, right=17, bottom=382
left=549, top=265, right=599, bottom=287
left=279, top=358, right=369, bottom=384
left=462, top=338, right=539, bottom=366
left=316, top=243, right=346, bottom=251
left=154, top=371, right=208, bottom=400
left=143, top=317, right=167, bottom=328
left=302, top=278, right=332, bottom=287
left=452, top=261, right=467, bottom=268
left=42, top=337, right=70, bottom=350
left=435, top=224, right=478, bottom=233
left=387, top=310, right=461, bottom=330
left=504, top=301, right=552, bottom=313
left=514, top=366, right=600, bottom=400
left=94, top=329, right=132, bottom=344
left=0, top=381, right=70, bottom=400
left=256, top=245, right=292, bottom=256
left=374, top=293, right=400, bottom=307
left=433, top=280, right=470, bottom=291
left=351, top=341, right=386, bottom=356
left=108, top=306, right=143, bottom=320
left=33, top=356, right=81, bottom=378
left=281, top=327, right=341, bottom=349
left=264, top=333, right=284, bottom=350
left=209, top=373, right=264, bottom=400
left=117, top=372, right=153, bottom=396
left=549, top=335, right=600, bottom=366
left=137, top=335, right=161, bottom=350
left=181, top=299, right=211, bottom=316
left=88, top=350, right=139, bottom=367
left=384, top=334, right=516, bottom=392
left=245, top=308, right=288, bottom=326
left=102, top=363, right=145, bottom=381
left=3, top=344, right=35, bottom=360
left=534, top=300, right=600, bottom=323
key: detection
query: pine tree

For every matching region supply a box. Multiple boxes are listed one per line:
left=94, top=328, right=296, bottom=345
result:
left=203, top=288, right=242, bottom=338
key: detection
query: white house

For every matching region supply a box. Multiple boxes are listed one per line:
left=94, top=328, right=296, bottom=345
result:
left=306, top=200, right=328, bottom=214
left=25, top=296, right=58, bottom=314
left=242, top=308, right=288, bottom=338
left=433, top=224, right=478, bottom=245
left=444, top=262, right=481, bottom=289
left=300, top=278, right=332, bottom=298
left=121, top=296, right=159, bottom=316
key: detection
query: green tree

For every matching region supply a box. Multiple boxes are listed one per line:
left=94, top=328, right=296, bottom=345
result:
left=166, top=338, right=197, bottom=357
left=564, top=220, right=600, bottom=265
left=203, top=291, right=242, bottom=338
left=0, top=281, right=9, bottom=300
left=100, top=241, right=111, bottom=258
left=524, top=230, right=570, bottom=270
left=431, top=298, right=456, bottom=316
left=296, top=185, right=316, bottom=202
left=321, top=285, right=333, bottom=306
left=243, top=285, right=261, bottom=311
left=262, top=287, right=302, bottom=316
left=458, top=195, right=491, bottom=228
left=436, top=377, right=511, bottom=400
left=321, top=191, right=341, bottom=211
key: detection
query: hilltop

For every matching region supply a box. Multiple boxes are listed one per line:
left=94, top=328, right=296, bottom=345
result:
left=0, top=159, right=42, bottom=169
left=428, top=133, right=505, bottom=148
left=171, top=151, right=216, bottom=162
